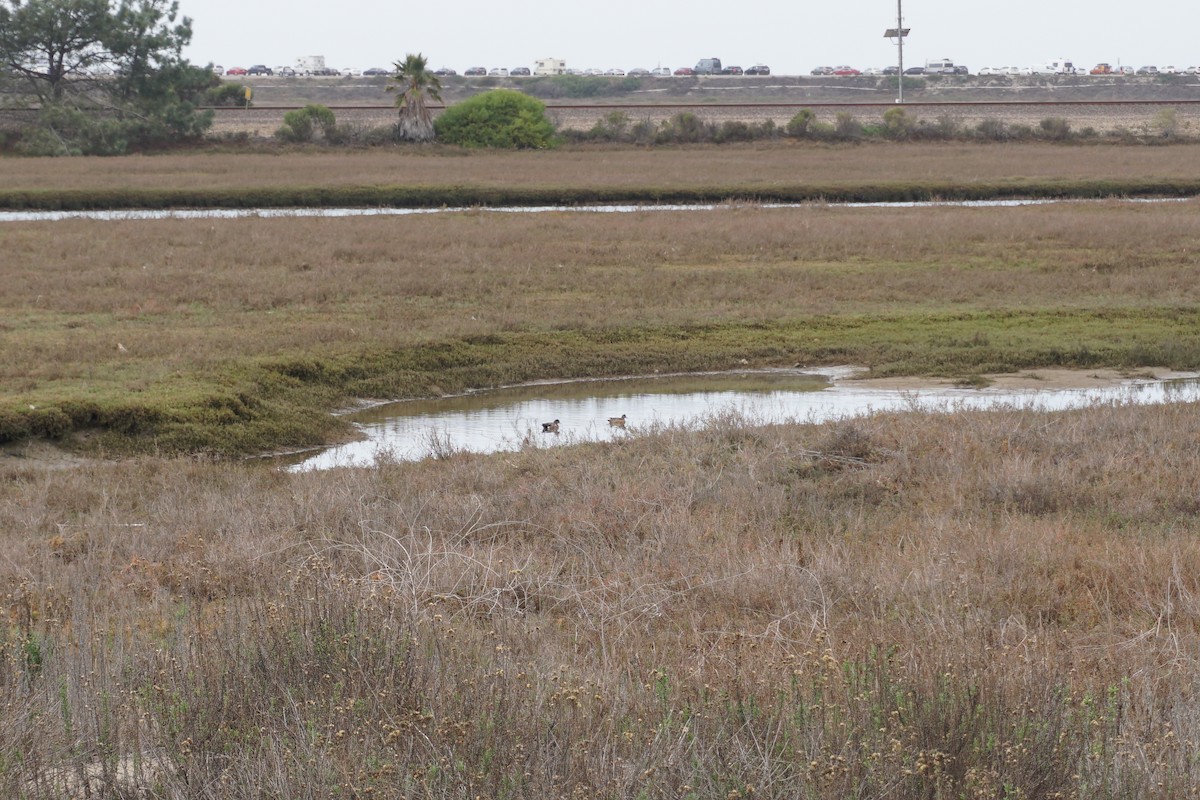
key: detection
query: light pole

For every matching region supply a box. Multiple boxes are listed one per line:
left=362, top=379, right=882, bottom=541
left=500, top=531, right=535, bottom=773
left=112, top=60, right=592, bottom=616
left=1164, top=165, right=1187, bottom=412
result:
left=883, top=0, right=910, bottom=103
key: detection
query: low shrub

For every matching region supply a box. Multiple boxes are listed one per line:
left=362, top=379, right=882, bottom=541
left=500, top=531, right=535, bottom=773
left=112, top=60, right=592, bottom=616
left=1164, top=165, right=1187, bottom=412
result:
left=433, top=90, right=557, bottom=149
left=275, top=104, right=337, bottom=143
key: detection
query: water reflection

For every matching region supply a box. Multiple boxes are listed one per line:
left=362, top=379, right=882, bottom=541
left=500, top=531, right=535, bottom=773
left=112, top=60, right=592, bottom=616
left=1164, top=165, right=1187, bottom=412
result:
left=0, top=197, right=1188, bottom=223
left=288, top=368, right=1200, bottom=470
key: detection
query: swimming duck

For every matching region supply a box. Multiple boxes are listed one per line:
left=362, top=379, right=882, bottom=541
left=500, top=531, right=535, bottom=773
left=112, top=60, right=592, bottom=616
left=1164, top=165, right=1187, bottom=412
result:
left=542, top=419, right=561, bottom=433
left=607, top=414, right=627, bottom=428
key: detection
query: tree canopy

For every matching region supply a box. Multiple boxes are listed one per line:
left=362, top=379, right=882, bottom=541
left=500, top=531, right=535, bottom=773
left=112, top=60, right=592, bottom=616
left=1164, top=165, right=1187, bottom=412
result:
left=0, top=0, right=216, bottom=153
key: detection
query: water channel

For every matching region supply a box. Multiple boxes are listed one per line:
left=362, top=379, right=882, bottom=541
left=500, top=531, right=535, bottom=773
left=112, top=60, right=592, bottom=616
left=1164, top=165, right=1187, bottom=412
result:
left=286, top=368, right=1200, bottom=471
left=0, top=197, right=1189, bottom=223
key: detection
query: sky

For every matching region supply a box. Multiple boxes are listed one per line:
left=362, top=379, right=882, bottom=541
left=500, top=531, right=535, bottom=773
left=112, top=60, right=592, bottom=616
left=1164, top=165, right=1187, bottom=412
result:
left=177, top=1, right=1200, bottom=76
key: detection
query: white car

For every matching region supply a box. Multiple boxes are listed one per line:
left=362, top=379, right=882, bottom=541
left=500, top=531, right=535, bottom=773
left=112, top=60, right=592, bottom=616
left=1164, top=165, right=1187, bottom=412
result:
left=1007, top=66, right=1033, bottom=76
left=1160, top=66, right=1179, bottom=74
left=604, top=68, right=626, bottom=76
left=488, top=67, right=509, bottom=77
left=862, top=67, right=883, bottom=76
left=341, top=67, right=361, bottom=77
left=978, top=66, right=1006, bottom=76
left=1186, top=66, right=1199, bottom=75
left=651, top=66, right=671, bottom=76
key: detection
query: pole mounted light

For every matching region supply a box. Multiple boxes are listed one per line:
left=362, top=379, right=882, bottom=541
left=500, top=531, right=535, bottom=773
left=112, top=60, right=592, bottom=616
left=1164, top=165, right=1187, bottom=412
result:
left=883, top=0, right=910, bottom=103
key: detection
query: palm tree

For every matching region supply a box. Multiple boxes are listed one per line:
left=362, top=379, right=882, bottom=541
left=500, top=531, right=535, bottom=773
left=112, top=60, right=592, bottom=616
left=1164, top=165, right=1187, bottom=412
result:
left=387, top=53, right=442, bottom=142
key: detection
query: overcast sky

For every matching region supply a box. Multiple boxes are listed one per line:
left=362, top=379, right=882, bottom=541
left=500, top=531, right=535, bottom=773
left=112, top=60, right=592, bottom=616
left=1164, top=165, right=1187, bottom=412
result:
left=178, top=1, right=1200, bottom=75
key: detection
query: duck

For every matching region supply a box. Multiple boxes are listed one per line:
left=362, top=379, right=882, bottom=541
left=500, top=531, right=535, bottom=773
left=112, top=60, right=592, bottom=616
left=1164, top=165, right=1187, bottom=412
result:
left=607, top=414, right=627, bottom=428
left=541, top=419, right=561, bottom=433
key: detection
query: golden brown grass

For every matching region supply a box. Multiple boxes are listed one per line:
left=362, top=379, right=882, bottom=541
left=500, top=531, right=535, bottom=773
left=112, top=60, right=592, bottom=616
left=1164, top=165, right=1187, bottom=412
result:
left=6, top=141, right=1200, bottom=192
left=6, top=201, right=1200, bottom=382
left=4, top=400, right=1200, bottom=797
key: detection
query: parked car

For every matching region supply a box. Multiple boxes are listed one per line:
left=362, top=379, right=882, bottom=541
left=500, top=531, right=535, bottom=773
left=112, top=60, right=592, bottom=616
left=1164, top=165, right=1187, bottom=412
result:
left=341, top=67, right=361, bottom=77
left=862, top=67, right=882, bottom=76
left=673, top=66, right=694, bottom=76
left=832, top=66, right=860, bottom=76
left=362, top=67, right=389, bottom=76
left=978, top=66, right=1006, bottom=76
left=1006, top=66, right=1032, bottom=76
left=882, top=66, right=899, bottom=76
left=721, top=65, right=742, bottom=75
left=745, top=64, right=770, bottom=76
left=810, top=66, right=834, bottom=75
left=246, top=64, right=272, bottom=76
left=902, top=66, right=925, bottom=75
left=1161, top=66, right=1179, bottom=74
left=1186, top=66, right=1200, bottom=75
left=953, top=65, right=969, bottom=75
left=1118, top=66, right=1136, bottom=75
left=432, top=67, right=456, bottom=76
left=225, top=66, right=247, bottom=76
left=1136, top=65, right=1158, bottom=75
left=463, top=66, right=485, bottom=76
left=627, top=67, right=650, bottom=76
left=1089, top=63, right=1113, bottom=75
left=510, top=67, right=530, bottom=76
left=211, top=65, right=224, bottom=75
left=488, top=67, right=509, bottom=77
left=604, top=68, right=625, bottom=76
left=651, top=67, right=671, bottom=76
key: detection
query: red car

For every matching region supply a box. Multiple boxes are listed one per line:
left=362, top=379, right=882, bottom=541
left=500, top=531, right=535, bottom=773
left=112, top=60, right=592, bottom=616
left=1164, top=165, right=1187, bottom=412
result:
left=225, top=66, right=247, bottom=76
left=673, top=67, right=694, bottom=76
left=832, top=66, right=861, bottom=76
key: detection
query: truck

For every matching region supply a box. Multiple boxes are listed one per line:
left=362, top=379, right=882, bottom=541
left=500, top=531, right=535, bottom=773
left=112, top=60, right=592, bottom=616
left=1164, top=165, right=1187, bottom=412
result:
left=1033, top=58, right=1078, bottom=75
left=295, top=55, right=325, bottom=76
left=533, top=57, right=567, bottom=76
left=924, top=58, right=957, bottom=75
left=694, top=57, right=722, bottom=75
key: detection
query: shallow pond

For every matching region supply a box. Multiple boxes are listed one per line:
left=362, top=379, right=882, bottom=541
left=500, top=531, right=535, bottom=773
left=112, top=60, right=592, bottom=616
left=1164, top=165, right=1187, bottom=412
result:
left=287, top=368, right=1200, bottom=470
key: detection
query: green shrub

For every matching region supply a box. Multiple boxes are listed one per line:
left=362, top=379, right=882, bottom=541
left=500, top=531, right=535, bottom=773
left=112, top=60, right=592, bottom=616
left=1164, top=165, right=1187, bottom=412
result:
left=786, top=108, right=816, bottom=137
left=1038, top=117, right=1072, bottom=141
left=834, top=111, right=862, bottom=140
left=205, top=83, right=249, bottom=107
left=975, top=118, right=1009, bottom=140
left=433, top=90, right=557, bottom=149
left=1153, top=108, right=1179, bottom=139
left=882, top=107, right=915, bottom=140
left=275, top=104, right=337, bottom=143
left=655, top=112, right=711, bottom=144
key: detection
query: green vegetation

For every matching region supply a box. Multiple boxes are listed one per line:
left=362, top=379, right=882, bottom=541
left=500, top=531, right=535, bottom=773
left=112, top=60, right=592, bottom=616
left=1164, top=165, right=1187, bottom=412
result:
left=3, top=197, right=1200, bottom=454
left=0, top=0, right=215, bottom=154
left=274, top=103, right=337, bottom=143
left=433, top=89, right=557, bottom=148
left=4, top=176, right=1200, bottom=211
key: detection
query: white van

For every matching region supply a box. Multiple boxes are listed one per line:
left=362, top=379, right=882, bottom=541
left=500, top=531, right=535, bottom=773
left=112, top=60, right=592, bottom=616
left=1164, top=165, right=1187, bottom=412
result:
left=925, top=58, right=956, bottom=75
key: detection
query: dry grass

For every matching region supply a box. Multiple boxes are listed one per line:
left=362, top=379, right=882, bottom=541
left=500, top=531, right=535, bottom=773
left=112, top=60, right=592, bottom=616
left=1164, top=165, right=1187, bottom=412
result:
left=4, top=400, right=1200, bottom=797
left=6, top=142, right=1200, bottom=193
left=6, top=201, right=1200, bottom=381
